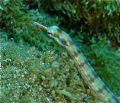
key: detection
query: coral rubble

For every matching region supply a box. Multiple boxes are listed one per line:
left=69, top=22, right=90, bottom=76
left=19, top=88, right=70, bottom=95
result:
left=1, top=34, right=101, bottom=102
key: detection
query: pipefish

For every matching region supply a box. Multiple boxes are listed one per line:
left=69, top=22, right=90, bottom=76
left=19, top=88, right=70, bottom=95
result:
left=34, top=22, right=118, bottom=103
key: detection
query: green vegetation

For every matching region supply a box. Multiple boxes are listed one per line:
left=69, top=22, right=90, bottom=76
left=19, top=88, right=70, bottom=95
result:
left=40, top=0, right=120, bottom=43
left=1, top=0, right=120, bottom=102
left=0, top=0, right=60, bottom=51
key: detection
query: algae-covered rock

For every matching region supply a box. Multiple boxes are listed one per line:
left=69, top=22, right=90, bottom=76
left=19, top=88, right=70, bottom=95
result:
left=1, top=32, right=102, bottom=102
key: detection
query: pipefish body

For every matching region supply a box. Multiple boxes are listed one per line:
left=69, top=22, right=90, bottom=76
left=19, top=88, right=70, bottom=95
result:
left=34, top=22, right=118, bottom=103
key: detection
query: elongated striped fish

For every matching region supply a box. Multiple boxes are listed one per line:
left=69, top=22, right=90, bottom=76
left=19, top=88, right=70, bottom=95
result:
left=34, top=22, right=118, bottom=103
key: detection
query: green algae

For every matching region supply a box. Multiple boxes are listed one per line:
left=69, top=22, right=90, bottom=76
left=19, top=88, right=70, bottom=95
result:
left=82, top=40, right=120, bottom=96
left=40, top=0, right=120, bottom=43
left=0, top=0, right=60, bottom=51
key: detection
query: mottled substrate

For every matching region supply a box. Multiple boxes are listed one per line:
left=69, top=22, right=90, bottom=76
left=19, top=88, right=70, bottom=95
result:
left=1, top=35, right=102, bottom=103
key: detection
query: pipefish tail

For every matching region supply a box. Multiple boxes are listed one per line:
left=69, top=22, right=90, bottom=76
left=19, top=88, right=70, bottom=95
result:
left=34, top=22, right=119, bottom=103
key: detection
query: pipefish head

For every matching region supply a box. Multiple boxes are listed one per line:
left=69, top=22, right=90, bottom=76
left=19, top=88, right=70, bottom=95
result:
left=34, top=22, right=72, bottom=48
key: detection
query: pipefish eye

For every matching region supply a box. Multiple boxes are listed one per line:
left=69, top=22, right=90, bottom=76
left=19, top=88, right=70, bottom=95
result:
left=48, top=32, right=53, bottom=37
